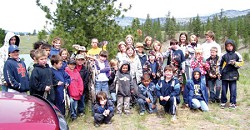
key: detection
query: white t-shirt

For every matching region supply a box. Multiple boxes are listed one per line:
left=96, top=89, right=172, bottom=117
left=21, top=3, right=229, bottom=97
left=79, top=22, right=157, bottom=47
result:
left=201, top=41, right=221, bottom=59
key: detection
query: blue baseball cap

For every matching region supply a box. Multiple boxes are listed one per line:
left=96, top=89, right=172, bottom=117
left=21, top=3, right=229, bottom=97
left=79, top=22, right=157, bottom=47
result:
left=9, top=45, right=19, bottom=53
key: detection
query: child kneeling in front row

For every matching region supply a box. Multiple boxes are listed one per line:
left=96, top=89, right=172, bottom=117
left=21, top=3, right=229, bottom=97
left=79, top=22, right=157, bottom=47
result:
left=156, top=65, right=180, bottom=122
left=183, top=68, right=209, bottom=112
left=93, top=91, right=114, bottom=127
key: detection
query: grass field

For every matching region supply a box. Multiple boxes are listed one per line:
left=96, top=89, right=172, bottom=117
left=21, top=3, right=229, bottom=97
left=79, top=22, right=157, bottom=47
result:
left=18, top=35, right=38, bottom=54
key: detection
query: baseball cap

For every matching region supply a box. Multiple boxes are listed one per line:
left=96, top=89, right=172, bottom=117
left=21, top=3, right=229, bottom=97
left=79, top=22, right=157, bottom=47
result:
left=75, top=54, right=85, bottom=59
left=68, top=59, right=76, bottom=65
left=9, top=45, right=19, bottom=53
left=135, top=42, right=144, bottom=48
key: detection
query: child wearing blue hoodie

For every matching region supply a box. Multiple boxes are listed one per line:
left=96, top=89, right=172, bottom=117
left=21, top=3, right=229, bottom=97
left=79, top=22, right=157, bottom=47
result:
left=184, top=68, right=209, bottom=112
left=219, top=39, right=243, bottom=109
left=51, top=55, right=71, bottom=116
left=156, top=65, right=180, bottom=122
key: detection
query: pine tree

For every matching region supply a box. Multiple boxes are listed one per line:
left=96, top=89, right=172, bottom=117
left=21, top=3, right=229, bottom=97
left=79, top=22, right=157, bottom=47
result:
left=211, top=15, right=221, bottom=41
left=36, top=0, right=129, bottom=58
left=0, top=28, right=5, bottom=45
left=143, top=14, right=153, bottom=37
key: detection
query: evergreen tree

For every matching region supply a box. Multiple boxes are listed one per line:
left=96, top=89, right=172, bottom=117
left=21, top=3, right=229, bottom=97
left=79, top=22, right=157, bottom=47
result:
left=211, top=15, right=221, bottom=41
left=37, top=29, right=48, bottom=41
left=143, top=14, right=153, bottom=37
left=152, top=18, right=162, bottom=41
left=192, top=15, right=202, bottom=36
left=205, top=17, right=212, bottom=32
left=165, top=11, right=176, bottom=39
left=36, top=0, right=129, bottom=58
left=0, top=28, right=5, bottom=45
left=131, top=18, right=142, bottom=42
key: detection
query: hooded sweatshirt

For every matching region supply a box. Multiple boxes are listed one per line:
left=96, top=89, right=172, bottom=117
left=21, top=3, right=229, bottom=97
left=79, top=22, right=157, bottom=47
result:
left=65, top=67, right=84, bottom=100
left=183, top=68, right=208, bottom=108
left=3, top=58, right=29, bottom=92
left=219, top=39, right=243, bottom=81
left=117, top=61, right=134, bottom=97
left=0, top=32, right=20, bottom=85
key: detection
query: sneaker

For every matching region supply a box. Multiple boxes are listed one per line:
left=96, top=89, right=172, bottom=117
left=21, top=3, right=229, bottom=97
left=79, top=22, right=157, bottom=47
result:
left=71, top=116, right=77, bottom=121
left=94, top=123, right=100, bottom=127
left=139, top=112, right=145, bottom=116
left=215, top=98, right=221, bottom=103
left=171, top=115, right=177, bottom=122
left=105, top=121, right=112, bottom=124
left=78, top=112, right=85, bottom=117
left=229, top=103, right=236, bottom=109
left=220, top=103, right=226, bottom=109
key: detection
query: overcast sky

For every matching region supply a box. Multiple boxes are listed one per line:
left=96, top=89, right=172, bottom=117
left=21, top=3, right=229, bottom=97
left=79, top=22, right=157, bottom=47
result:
left=0, top=0, right=249, bottom=33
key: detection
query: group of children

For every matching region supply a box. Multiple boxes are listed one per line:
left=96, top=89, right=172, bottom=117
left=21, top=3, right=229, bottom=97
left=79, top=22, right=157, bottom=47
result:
left=0, top=31, right=244, bottom=126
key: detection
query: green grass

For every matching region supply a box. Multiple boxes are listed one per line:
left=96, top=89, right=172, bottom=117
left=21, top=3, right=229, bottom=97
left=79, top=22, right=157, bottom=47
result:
left=19, top=35, right=38, bottom=54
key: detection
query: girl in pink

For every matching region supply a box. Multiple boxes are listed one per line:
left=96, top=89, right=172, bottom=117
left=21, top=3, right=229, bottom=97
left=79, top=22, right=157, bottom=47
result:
left=190, top=47, right=210, bottom=83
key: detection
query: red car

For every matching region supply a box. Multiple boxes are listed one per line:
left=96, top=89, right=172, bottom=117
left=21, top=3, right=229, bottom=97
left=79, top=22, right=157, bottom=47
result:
left=0, top=92, right=68, bottom=130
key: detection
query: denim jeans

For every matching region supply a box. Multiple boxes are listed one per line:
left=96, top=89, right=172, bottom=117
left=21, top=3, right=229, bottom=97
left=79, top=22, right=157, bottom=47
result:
left=192, top=98, right=209, bottom=111
left=137, top=98, right=155, bottom=113
left=95, top=81, right=110, bottom=97
left=78, top=93, right=85, bottom=114
left=69, top=97, right=78, bottom=118
left=221, top=80, right=237, bottom=104
left=208, top=79, right=222, bottom=100
left=110, top=92, right=117, bottom=102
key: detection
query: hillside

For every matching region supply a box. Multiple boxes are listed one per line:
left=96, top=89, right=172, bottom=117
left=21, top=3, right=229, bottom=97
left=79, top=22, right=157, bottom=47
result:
left=115, top=9, right=250, bottom=26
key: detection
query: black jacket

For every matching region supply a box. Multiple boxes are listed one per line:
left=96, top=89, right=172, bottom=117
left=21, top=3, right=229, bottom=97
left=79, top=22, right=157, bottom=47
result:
left=219, top=39, right=243, bottom=81
left=30, top=64, right=58, bottom=103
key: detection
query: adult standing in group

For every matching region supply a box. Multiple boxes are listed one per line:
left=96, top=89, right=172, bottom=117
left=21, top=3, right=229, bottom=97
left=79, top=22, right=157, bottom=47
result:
left=87, top=38, right=107, bottom=56
left=201, top=31, right=221, bottom=60
left=0, top=32, right=20, bottom=92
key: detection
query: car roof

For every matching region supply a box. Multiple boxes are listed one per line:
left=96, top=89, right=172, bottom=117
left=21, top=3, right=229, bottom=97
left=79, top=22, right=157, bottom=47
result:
left=0, top=92, right=59, bottom=130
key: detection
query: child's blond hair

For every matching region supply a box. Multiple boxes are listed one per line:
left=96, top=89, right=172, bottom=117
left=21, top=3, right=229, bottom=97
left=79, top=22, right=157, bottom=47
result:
left=110, top=59, right=118, bottom=67
left=34, top=49, right=47, bottom=60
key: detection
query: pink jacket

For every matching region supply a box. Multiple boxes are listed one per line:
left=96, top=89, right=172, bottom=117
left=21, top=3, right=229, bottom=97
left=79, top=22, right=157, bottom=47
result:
left=65, top=67, right=84, bottom=100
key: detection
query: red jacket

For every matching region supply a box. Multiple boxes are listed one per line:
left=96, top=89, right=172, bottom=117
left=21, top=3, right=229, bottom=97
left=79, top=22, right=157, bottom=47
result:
left=65, top=67, right=84, bottom=100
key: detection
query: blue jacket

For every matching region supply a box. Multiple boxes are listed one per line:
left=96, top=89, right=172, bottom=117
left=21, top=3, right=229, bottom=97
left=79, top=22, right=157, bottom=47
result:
left=183, top=68, right=209, bottom=108
left=3, top=58, right=29, bottom=92
left=93, top=100, right=114, bottom=114
left=138, top=82, right=157, bottom=104
left=49, top=47, right=60, bottom=58
left=156, top=77, right=180, bottom=105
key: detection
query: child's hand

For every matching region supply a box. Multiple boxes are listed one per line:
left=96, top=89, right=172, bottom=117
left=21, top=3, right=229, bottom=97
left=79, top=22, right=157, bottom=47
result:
left=57, top=81, right=64, bottom=86
left=105, top=109, right=110, bottom=115
left=45, top=86, right=51, bottom=91
left=160, top=96, right=164, bottom=101
left=145, top=98, right=151, bottom=103
left=163, top=96, right=170, bottom=101
left=65, top=83, right=69, bottom=89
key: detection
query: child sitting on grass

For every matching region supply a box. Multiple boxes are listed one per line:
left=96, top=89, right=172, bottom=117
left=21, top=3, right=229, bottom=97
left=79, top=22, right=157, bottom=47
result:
left=93, top=91, right=114, bottom=127
left=184, top=68, right=209, bottom=112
